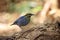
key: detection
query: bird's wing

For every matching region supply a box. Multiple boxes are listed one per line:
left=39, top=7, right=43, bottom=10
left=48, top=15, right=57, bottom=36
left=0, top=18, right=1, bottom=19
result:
left=17, top=16, right=29, bottom=25
left=18, top=16, right=30, bottom=26
left=12, top=16, right=25, bottom=25
left=12, top=16, right=30, bottom=26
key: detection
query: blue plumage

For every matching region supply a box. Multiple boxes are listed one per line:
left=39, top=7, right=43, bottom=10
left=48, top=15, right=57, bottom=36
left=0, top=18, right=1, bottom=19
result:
left=12, top=13, right=34, bottom=27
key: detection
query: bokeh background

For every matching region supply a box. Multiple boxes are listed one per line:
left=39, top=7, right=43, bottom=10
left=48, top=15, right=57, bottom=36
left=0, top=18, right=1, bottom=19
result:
left=0, top=0, right=44, bottom=24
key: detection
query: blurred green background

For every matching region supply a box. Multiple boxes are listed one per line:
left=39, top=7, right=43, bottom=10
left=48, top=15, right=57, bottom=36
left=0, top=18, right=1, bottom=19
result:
left=0, top=0, right=44, bottom=24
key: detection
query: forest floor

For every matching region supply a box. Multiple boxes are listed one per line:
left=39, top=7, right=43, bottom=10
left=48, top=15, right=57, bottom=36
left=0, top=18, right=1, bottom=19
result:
left=0, top=12, right=60, bottom=40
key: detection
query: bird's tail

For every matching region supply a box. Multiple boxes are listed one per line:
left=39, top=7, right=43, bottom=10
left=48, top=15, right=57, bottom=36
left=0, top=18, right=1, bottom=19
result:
left=10, top=23, right=15, bottom=26
left=10, top=24, right=14, bottom=26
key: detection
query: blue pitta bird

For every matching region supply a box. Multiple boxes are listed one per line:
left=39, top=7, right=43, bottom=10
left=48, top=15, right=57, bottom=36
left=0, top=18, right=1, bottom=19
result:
left=11, top=13, right=34, bottom=27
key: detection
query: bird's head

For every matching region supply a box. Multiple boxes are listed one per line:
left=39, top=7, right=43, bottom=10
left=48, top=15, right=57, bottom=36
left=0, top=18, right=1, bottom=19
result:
left=25, top=13, right=34, bottom=17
